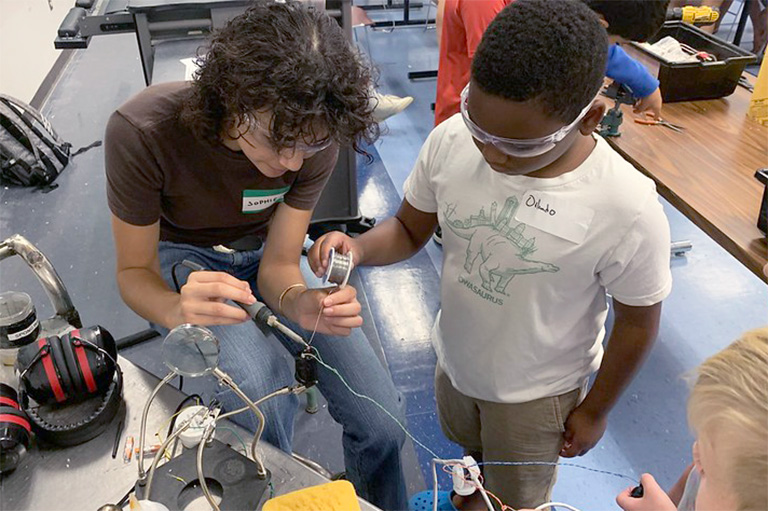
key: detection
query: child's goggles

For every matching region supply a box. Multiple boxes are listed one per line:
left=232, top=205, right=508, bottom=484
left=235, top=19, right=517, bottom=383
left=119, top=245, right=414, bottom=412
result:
left=460, top=84, right=595, bottom=158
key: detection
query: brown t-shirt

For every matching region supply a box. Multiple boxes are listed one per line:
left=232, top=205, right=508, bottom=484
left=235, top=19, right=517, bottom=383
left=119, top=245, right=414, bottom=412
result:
left=105, top=81, right=338, bottom=246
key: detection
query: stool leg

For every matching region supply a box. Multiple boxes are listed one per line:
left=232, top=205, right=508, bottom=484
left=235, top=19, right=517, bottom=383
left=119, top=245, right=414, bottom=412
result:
left=305, top=387, right=319, bottom=414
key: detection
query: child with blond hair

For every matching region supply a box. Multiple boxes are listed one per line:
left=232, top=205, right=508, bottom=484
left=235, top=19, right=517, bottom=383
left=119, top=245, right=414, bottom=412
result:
left=617, top=327, right=768, bottom=511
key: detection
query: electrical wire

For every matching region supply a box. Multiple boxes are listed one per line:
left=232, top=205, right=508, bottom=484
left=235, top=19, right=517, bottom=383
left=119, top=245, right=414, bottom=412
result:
left=216, top=426, right=249, bottom=455
left=166, top=394, right=202, bottom=439
left=307, top=287, right=335, bottom=346
left=171, top=261, right=185, bottom=292
left=305, top=339, right=629, bottom=511
left=534, top=503, right=583, bottom=511
left=306, top=350, right=441, bottom=459
left=477, top=461, right=636, bottom=483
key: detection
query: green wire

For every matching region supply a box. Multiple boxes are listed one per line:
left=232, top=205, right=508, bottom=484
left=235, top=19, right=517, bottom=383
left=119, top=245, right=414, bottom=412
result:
left=216, top=426, right=248, bottom=455
left=307, top=352, right=441, bottom=460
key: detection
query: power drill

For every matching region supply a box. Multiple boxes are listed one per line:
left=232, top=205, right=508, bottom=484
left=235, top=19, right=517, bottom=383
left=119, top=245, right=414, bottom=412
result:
left=666, top=5, right=720, bottom=26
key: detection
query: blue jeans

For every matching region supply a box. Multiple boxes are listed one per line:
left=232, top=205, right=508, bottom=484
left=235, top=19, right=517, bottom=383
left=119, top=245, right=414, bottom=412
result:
left=155, top=241, right=408, bottom=510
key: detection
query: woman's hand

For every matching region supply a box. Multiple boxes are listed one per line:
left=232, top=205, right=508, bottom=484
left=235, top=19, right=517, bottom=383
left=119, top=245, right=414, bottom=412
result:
left=288, top=285, right=363, bottom=337
left=170, top=270, right=256, bottom=327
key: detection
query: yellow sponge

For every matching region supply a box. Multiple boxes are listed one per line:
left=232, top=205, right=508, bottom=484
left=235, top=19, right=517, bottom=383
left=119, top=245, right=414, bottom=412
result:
left=263, top=480, right=361, bottom=511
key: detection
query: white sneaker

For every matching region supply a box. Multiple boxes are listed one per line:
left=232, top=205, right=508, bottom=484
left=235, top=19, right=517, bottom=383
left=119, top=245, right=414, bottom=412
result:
left=372, top=93, right=414, bottom=122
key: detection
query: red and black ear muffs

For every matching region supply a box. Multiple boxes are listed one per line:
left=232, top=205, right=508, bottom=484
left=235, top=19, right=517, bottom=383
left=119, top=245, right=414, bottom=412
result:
left=0, top=383, right=31, bottom=474
left=14, top=325, right=123, bottom=447
left=16, top=325, right=117, bottom=405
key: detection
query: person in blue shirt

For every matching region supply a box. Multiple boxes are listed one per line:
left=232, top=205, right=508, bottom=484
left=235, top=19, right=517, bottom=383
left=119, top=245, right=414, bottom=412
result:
left=584, top=0, right=669, bottom=119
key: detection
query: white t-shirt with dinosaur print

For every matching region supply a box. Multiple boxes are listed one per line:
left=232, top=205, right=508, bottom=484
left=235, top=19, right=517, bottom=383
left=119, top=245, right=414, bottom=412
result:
left=404, top=113, right=672, bottom=403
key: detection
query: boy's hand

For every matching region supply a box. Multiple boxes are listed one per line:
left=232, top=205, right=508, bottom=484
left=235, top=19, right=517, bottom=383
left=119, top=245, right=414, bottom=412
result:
left=559, top=404, right=607, bottom=457
left=308, top=232, right=363, bottom=279
left=616, top=474, right=676, bottom=511
left=633, top=87, right=662, bottom=119
left=289, top=286, right=363, bottom=337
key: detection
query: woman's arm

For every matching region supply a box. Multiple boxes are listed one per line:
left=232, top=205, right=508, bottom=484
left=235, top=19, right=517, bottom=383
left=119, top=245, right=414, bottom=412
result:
left=111, top=214, right=254, bottom=329
left=257, top=203, right=363, bottom=336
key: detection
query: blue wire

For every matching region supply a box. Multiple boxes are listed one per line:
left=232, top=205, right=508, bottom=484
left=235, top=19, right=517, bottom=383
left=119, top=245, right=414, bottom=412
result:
left=477, top=461, right=637, bottom=483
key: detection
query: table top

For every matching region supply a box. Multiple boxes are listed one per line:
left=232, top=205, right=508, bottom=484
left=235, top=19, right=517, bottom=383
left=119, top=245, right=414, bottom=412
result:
left=604, top=78, right=768, bottom=282
left=0, top=357, right=378, bottom=510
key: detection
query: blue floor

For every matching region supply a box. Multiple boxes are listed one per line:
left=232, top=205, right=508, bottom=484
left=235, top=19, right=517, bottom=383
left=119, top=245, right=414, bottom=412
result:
left=2, top=4, right=767, bottom=510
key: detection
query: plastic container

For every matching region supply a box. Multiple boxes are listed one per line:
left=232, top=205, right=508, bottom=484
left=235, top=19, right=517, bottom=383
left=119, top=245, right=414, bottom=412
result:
left=629, top=21, right=757, bottom=103
left=0, top=292, right=39, bottom=365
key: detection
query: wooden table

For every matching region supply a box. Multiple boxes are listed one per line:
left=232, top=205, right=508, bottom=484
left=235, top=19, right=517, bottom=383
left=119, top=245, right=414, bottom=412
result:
left=604, top=78, right=768, bottom=283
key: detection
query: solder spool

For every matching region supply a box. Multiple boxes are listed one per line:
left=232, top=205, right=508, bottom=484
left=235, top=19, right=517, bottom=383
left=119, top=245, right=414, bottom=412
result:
left=323, top=248, right=354, bottom=289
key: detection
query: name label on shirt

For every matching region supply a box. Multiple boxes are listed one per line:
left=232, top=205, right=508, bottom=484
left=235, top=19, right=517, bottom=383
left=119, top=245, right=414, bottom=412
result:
left=514, top=191, right=595, bottom=244
left=242, top=187, right=290, bottom=214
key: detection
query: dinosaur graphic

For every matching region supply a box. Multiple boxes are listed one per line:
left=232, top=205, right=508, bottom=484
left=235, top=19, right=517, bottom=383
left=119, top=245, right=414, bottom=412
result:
left=444, top=196, right=559, bottom=295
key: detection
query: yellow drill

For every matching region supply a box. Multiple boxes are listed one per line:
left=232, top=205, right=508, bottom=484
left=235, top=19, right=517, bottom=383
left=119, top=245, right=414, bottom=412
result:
left=667, top=5, right=720, bottom=26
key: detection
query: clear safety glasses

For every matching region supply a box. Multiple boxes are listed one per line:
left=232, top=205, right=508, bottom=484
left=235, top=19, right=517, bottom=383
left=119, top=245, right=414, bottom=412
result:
left=241, top=115, right=333, bottom=157
left=460, top=84, right=595, bottom=158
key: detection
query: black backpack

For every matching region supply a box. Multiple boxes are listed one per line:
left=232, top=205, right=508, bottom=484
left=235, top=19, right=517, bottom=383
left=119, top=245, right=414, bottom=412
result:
left=0, top=94, right=74, bottom=189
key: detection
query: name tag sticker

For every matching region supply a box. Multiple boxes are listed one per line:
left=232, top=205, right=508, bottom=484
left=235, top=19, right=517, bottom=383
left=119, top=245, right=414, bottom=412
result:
left=514, top=191, right=595, bottom=244
left=242, top=187, right=290, bottom=214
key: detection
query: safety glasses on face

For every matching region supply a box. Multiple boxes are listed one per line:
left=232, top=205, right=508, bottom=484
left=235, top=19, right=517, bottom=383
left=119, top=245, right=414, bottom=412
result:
left=241, top=115, right=333, bottom=157
left=460, top=84, right=595, bottom=158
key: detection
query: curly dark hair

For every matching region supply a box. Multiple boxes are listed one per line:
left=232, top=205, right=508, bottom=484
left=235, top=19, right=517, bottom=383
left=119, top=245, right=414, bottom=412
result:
left=582, top=0, right=669, bottom=42
left=181, top=0, right=378, bottom=153
left=472, top=0, right=608, bottom=124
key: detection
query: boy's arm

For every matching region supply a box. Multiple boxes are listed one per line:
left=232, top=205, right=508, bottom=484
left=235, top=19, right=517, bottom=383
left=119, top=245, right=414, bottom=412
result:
left=309, top=198, right=438, bottom=273
left=606, top=44, right=659, bottom=98
left=606, top=44, right=662, bottom=118
left=560, top=299, right=662, bottom=457
left=356, top=199, right=438, bottom=266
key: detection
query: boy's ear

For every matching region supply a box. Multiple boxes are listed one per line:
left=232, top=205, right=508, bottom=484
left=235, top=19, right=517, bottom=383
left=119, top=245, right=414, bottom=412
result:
left=597, top=15, right=609, bottom=30
left=579, top=102, right=607, bottom=135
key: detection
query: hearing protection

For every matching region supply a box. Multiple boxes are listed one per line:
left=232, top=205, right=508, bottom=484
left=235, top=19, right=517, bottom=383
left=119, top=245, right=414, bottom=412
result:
left=0, top=383, right=32, bottom=474
left=15, top=325, right=123, bottom=446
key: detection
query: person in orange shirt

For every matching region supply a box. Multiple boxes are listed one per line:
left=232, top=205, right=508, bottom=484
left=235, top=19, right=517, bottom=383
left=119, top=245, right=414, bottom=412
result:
left=434, top=0, right=513, bottom=127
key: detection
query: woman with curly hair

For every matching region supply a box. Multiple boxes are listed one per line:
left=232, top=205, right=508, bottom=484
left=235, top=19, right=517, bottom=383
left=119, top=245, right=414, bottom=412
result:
left=104, top=2, right=406, bottom=508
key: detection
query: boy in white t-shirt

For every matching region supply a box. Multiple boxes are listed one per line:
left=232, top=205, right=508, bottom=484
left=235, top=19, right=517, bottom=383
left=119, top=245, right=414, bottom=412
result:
left=309, top=0, right=672, bottom=508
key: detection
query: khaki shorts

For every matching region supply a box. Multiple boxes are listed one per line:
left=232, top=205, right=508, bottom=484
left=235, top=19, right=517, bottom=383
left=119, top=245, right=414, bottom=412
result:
left=435, top=364, right=582, bottom=509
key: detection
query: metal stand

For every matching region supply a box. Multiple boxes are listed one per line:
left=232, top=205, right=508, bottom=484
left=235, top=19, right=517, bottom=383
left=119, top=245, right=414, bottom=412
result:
left=408, top=69, right=438, bottom=80
left=732, top=0, right=752, bottom=46
left=305, top=387, right=319, bottom=414
left=367, top=0, right=435, bottom=28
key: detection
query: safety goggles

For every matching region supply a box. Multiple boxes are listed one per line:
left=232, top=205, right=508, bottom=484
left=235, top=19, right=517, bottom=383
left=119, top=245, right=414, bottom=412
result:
left=460, top=84, right=595, bottom=158
left=242, top=115, right=333, bottom=157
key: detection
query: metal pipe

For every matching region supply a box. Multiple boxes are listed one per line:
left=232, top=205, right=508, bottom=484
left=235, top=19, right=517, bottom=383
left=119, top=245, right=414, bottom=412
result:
left=145, top=408, right=205, bottom=498
left=212, top=368, right=267, bottom=478
left=137, top=372, right=177, bottom=482
left=196, top=423, right=220, bottom=511
left=0, top=234, right=82, bottom=328
left=216, top=385, right=301, bottom=422
left=267, top=316, right=308, bottom=347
